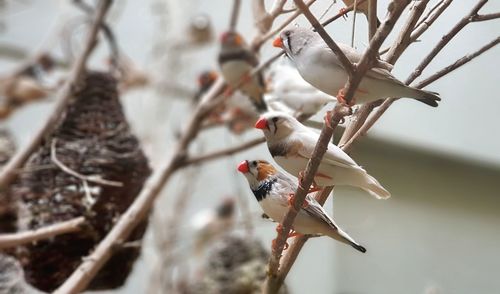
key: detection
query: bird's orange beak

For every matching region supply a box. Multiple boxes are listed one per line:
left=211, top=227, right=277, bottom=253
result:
left=273, top=37, right=283, bottom=48
left=255, top=117, right=268, bottom=130
left=237, top=160, right=249, bottom=173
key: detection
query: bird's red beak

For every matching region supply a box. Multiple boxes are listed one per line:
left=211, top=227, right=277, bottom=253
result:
left=273, top=37, right=283, bottom=48
left=254, top=117, right=268, bottom=130
left=237, top=160, right=249, bottom=173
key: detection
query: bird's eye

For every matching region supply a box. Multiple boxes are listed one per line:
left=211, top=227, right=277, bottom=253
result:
left=284, top=31, right=291, bottom=37
left=272, top=117, right=278, bottom=123
left=251, top=161, right=257, bottom=167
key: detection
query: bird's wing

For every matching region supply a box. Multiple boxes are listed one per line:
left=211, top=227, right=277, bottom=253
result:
left=295, top=131, right=359, bottom=169
left=365, top=67, right=406, bottom=86
left=319, top=43, right=393, bottom=71
left=302, top=195, right=338, bottom=229
left=218, top=48, right=259, bottom=67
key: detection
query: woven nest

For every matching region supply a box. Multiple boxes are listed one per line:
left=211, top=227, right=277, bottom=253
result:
left=2, top=72, right=151, bottom=292
left=186, top=235, right=288, bottom=294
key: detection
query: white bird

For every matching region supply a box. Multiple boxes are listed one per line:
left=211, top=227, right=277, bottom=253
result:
left=238, top=159, right=366, bottom=253
left=265, top=60, right=337, bottom=120
left=273, top=27, right=440, bottom=107
left=255, top=111, right=390, bottom=199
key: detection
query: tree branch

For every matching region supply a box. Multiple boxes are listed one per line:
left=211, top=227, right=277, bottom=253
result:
left=0, top=217, right=86, bottom=249
left=368, top=0, right=378, bottom=39
left=385, top=0, right=429, bottom=64
left=182, top=137, right=265, bottom=167
left=471, top=12, right=500, bottom=22
left=229, top=0, right=241, bottom=30
left=0, top=0, right=113, bottom=190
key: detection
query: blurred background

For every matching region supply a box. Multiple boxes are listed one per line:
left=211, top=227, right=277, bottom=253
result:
left=0, top=0, right=499, bottom=293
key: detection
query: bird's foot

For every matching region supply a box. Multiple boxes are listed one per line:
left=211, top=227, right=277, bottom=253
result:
left=272, top=224, right=290, bottom=251
left=339, top=8, right=349, bottom=20
left=223, top=87, right=234, bottom=97
left=288, top=193, right=310, bottom=209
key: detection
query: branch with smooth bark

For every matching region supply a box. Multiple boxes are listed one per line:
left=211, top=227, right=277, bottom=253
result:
left=342, top=0, right=496, bottom=150
left=0, top=0, right=113, bottom=190
left=0, top=217, right=86, bottom=249
left=182, top=137, right=265, bottom=166
left=343, top=34, right=500, bottom=150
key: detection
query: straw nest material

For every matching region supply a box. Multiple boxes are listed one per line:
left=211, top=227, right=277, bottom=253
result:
left=2, top=72, right=151, bottom=292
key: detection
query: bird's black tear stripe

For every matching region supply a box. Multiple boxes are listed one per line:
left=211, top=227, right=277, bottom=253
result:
left=252, top=178, right=278, bottom=201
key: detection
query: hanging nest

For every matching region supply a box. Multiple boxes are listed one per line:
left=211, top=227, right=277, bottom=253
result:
left=186, top=235, right=289, bottom=294
left=3, top=72, right=151, bottom=292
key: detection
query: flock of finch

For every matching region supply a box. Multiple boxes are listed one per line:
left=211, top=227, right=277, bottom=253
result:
left=195, top=23, right=441, bottom=253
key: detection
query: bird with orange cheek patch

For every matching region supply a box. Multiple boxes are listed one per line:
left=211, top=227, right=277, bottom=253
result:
left=238, top=159, right=366, bottom=253
left=255, top=111, right=391, bottom=199
left=218, top=31, right=268, bottom=112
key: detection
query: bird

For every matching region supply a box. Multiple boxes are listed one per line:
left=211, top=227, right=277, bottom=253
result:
left=273, top=27, right=440, bottom=107
left=191, top=197, right=236, bottom=254
left=254, top=111, right=390, bottom=199
left=193, top=70, right=218, bottom=103
left=237, top=159, right=366, bottom=253
left=265, top=60, right=337, bottom=121
left=340, top=0, right=381, bottom=27
left=218, top=30, right=268, bottom=112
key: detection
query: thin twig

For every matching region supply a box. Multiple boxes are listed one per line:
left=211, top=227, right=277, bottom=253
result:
left=368, top=0, right=378, bottom=39
left=418, top=36, right=500, bottom=88
left=471, top=12, right=500, bottom=22
left=385, top=0, right=429, bottom=64
left=0, top=0, right=113, bottom=190
left=229, top=0, right=241, bottom=30
left=51, top=139, right=123, bottom=187
left=182, top=137, right=265, bottom=166
left=341, top=1, right=496, bottom=150
left=253, top=0, right=317, bottom=50
left=322, top=0, right=368, bottom=27
left=0, top=217, right=86, bottom=249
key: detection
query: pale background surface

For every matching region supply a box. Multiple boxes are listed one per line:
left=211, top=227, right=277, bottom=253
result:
left=0, top=1, right=499, bottom=293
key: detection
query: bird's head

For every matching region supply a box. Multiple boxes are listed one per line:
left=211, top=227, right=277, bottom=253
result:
left=237, top=159, right=277, bottom=188
left=216, top=197, right=235, bottom=218
left=273, top=27, right=316, bottom=58
left=197, top=70, right=218, bottom=88
left=254, top=111, right=300, bottom=140
left=220, top=31, right=244, bottom=48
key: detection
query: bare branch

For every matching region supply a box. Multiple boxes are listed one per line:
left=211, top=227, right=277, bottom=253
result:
left=229, top=0, right=241, bottom=30
left=253, top=0, right=317, bottom=50
left=410, top=0, right=452, bottom=42
left=322, top=0, right=368, bottom=27
left=0, top=0, right=113, bottom=189
left=385, top=0, right=429, bottom=64
left=418, top=36, right=500, bottom=88
left=368, top=0, right=378, bottom=39
left=51, top=139, right=123, bottom=187
left=253, top=0, right=287, bottom=34
left=182, top=137, right=265, bottom=166
left=471, top=12, right=500, bottom=22
left=0, top=217, right=86, bottom=249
